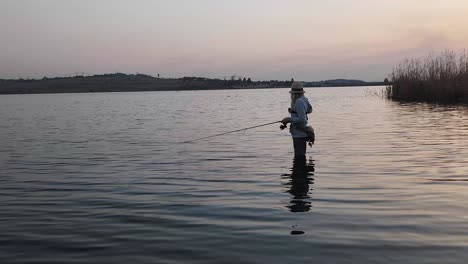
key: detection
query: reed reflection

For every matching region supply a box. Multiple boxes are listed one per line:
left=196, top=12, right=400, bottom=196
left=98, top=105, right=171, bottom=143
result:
left=282, top=157, right=315, bottom=213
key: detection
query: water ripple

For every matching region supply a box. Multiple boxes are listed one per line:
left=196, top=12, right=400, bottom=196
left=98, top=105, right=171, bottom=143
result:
left=1, top=88, right=468, bottom=263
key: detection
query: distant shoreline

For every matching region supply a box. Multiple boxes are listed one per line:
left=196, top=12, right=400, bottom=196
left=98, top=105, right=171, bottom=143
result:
left=0, top=73, right=387, bottom=95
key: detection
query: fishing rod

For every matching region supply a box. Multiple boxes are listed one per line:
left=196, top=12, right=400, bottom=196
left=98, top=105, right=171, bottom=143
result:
left=183, top=121, right=282, bottom=143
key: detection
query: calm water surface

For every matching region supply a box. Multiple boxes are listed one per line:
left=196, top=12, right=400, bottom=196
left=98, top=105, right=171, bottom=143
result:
left=1, top=87, right=468, bottom=263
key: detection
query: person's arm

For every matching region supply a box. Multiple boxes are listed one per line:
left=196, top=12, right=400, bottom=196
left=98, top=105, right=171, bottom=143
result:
left=291, top=100, right=307, bottom=125
left=307, top=101, right=313, bottom=114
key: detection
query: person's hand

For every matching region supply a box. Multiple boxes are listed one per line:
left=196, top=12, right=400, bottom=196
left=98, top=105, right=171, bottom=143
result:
left=281, top=117, right=292, bottom=124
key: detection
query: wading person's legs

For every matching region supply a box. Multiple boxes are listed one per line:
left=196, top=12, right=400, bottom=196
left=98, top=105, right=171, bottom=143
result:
left=293, top=137, right=307, bottom=160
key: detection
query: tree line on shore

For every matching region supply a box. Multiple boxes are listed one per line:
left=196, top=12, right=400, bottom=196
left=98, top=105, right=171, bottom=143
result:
left=0, top=73, right=385, bottom=94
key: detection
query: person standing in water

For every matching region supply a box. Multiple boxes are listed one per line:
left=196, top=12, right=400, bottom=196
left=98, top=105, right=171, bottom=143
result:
left=281, top=82, right=313, bottom=160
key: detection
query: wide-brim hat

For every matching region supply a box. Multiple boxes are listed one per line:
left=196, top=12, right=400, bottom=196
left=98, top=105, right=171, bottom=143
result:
left=289, top=81, right=305, bottom=94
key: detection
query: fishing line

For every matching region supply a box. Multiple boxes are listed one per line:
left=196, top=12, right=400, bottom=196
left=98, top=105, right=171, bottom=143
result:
left=183, top=121, right=281, bottom=143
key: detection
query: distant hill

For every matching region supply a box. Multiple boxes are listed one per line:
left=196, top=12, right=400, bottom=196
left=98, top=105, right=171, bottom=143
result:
left=304, top=79, right=385, bottom=87
left=0, top=74, right=386, bottom=94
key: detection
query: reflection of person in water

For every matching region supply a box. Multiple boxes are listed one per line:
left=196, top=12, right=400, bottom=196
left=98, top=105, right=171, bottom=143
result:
left=282, top=157, right=315, bottom=213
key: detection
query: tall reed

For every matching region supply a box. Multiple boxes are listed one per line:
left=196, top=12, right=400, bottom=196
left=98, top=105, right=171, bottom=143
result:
left=386, top=50, right=468, bottom=103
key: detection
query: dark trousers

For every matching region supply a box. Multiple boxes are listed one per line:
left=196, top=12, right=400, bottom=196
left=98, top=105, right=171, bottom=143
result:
left=293, top=137, right=308, bottom=160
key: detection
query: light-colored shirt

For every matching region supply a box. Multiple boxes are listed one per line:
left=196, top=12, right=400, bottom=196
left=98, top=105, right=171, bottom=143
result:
left=290, top=96, right=313, bottom=138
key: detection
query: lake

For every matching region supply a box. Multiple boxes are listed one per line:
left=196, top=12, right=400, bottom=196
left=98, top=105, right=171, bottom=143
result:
left=1, top=86, right=468, bottom=263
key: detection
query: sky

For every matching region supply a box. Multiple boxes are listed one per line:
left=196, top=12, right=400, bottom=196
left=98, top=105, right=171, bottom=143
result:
left=1, top=0, right=468, bottom=81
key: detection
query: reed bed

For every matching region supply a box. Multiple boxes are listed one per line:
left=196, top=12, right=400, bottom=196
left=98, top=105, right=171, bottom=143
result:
left=386, top=50, right=468, bottom=103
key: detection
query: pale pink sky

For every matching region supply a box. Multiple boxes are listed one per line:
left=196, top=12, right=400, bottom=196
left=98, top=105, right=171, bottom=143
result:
left=1, top=0, right=468, bottom=81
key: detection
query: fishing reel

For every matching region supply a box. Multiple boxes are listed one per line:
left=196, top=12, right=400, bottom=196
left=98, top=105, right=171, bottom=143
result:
left=280, top=122, right=288, bottom=130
